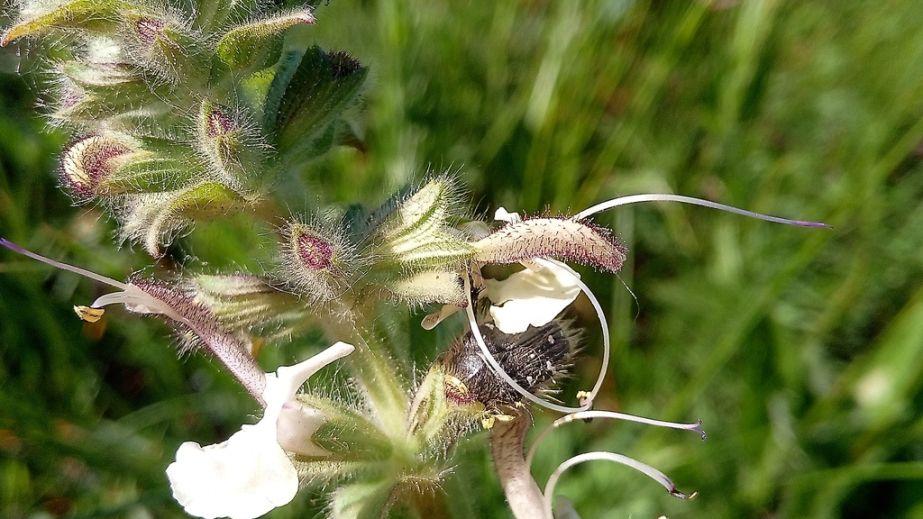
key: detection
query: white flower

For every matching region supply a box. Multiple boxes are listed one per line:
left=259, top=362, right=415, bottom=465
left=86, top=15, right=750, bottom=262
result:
left=484, top=259, right=581, bottom=335
left=472, top=207, right=581, bottom=335
left=167, top=342, right=355, bottom=519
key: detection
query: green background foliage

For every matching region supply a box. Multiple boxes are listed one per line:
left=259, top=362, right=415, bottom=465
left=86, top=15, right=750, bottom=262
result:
left=2, top=0, right=922, bottom=517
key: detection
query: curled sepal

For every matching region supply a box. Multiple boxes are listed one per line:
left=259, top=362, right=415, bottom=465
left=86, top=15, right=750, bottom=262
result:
left=1, top=0, right=127, bottom=46
left=264, top=47, right=367, bottom=156
left=473, top=217, right=627, bottom=273
left=191, top=274, right=310, bottom=343
left=59, top=133, right=135, bottom=202
left=216, top=10, right=315, bottom=71
left=374, top=178, right=475, bottom=271
left=118, top=181, right=249, bottom=257
left=389, top=270, right=464, bottom=306
left=279, top=221, right=357, bottom=302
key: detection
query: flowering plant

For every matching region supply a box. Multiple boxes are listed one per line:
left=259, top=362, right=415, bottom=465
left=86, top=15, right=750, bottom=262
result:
left=0, top=1, right=827, bottom=517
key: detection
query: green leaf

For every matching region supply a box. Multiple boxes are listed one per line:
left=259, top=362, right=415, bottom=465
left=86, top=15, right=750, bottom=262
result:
left=264, top=46, right=367, bottom=155
left=215, top=10, right=315, bottom=71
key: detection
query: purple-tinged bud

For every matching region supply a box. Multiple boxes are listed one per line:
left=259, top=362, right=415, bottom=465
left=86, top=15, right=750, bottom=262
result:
left=296, top=232, right=334, bottom=270
left=134, top=17, right=165, bottom=46
left=280, top=221, right=356, bottom=302
left=196, top=101, right=264, bottom=188
left=473, top=217, right=628, bottom=273
left=205, top=108, right=235, bottom=138
left=59, top=134, right=133, bottom=202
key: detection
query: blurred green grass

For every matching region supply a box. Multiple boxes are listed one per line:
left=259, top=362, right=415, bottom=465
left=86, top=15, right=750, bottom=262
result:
left=2, top=0, right=923, bottom=517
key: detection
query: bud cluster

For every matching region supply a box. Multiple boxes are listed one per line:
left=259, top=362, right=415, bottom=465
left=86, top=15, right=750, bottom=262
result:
left=4, top=0, right=365, bottom=256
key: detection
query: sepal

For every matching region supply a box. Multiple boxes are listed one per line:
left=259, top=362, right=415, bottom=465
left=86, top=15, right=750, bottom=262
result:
left=372, top=178, right=475, bottom=272
left=1, top=0, right=127, bottom=46
left=118, top=181, right=250, bottom=256
left=191, top=274, right=310, bottom=343
left=216, top=10, right=315, bottom=71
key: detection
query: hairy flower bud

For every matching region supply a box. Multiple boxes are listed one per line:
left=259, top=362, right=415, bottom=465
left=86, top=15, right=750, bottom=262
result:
left=373, top=177, right=474, bottom=271
left=59, top=134, right=134, bottom=201
left=474, top=217, right=628, bottom=273
left=390, top=270, right=464, bottom=306
left=122, top=13, right=207, bottom=82
left=196, top=101, right=264, bottom=189
left=191, top=274, right=310, bottom=344
left=280, top=221, right=356, bottom=302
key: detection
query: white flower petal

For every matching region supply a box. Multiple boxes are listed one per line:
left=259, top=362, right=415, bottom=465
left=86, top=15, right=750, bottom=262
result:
left=494, top=206, right=522, bottom=223
left=167, top=342, right=355, bottom=519
left=484, top=259, right=580, bottom=334
left=276, top=401, right=329, bottom=457
left=166, top=427, right=298, bottom=519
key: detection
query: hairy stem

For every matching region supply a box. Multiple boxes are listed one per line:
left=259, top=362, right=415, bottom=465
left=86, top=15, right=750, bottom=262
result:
left=319, top=301, right=409, bottom=438
left=491, top=413, right=549, bottom=519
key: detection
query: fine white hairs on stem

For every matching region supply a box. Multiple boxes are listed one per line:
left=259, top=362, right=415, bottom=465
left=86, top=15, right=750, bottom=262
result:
left=526, top=410, right=706, bottom=466
left=543, top=451, right=697, bottom=517
left=463, top=259, right=610, bottom=414
left=573, top=193, right=830, bottom=228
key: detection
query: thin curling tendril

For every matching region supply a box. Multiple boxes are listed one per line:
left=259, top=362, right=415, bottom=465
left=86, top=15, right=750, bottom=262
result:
left=543, top=451, right=697, bottom=518
left=573, top=193, right=830, bottom=228
left=526, top=410, right=706, bottom=466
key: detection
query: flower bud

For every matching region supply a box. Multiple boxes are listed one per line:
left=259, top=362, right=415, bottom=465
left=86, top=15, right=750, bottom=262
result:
left=474, top=217, right=628, bottom=273
left=196, top=101, right=264, bottom=188
left=59, top=134, right=133, bottom=201
left=122, top=14, right=207, bottom=82
left=390, top=269, right=464, bottom=306
left=280, top=221, right=356, bottom=302
left=191, top=274, right=309, bottom=343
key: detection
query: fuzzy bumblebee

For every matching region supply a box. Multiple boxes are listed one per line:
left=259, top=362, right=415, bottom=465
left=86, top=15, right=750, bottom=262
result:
left=443, top=320, right=579, bottom=411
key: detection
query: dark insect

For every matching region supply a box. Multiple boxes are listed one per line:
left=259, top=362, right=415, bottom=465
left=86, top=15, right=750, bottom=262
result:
left=443, top=320, right=579, bottom=409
